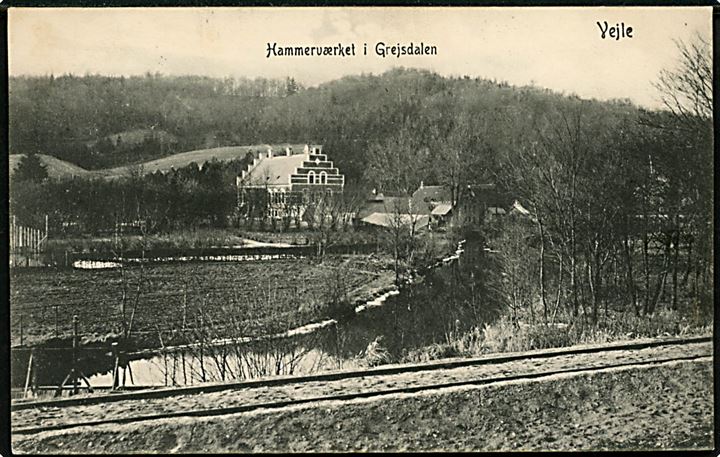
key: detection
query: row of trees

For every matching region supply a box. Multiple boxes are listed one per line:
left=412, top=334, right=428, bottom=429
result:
left=493, top=37, right=712, bottom=326
left=10, top=159, right=244, bottom=234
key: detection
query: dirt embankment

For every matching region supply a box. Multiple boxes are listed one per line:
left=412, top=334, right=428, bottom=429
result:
left=12, top=359, right=713, bottom=453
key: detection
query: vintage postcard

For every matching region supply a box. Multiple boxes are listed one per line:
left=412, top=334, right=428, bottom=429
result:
left=5, top=5, right=714, bottom=453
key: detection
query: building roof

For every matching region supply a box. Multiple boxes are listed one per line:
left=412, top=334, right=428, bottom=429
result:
left=358, top=195, right=431, bottom=220
left=431, top=203, right=453, bottom=216
left=240, top=153, right=308, bottom=187
left=411, top=185, right=452, bottom=208
left=360, top=212, right=430, bottom=229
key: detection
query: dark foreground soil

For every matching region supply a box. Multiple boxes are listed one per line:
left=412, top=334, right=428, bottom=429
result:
left=12, top=359, right=713, bottom=453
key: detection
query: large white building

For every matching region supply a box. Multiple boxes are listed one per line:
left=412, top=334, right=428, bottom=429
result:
left=236, top=144, right=345, bottom=220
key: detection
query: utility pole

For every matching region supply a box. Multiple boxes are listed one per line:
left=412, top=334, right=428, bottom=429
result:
left=72, top=315, right=78, bottom=395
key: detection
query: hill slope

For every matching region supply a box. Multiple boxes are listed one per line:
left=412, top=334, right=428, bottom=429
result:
left=10, top=69, right=647, bottom=185
left=9, top=143, right=308, bottom=181
left=9, top=154, right=94, bottom=180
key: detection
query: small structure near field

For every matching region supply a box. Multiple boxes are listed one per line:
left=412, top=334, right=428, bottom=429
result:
left=358, top=181, right=517, bottom=230
left=411, top=182, right=453, bottom=228
left=357, top=191, right=430, bottom=232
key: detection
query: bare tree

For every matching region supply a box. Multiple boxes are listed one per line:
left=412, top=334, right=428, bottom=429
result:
left=385, top=197, right=426, bottom=284
left=654, top=34, right=712, bottom=129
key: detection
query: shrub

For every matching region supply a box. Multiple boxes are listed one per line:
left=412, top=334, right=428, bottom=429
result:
left=362, top=336, right=391, bottom=367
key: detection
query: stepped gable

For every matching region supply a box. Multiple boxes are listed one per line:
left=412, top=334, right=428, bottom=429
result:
left=238, top=143, right=344, bottom=189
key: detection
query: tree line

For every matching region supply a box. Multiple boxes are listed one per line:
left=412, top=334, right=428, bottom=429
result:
left=11, top=158, right=244, bottom=234
left=491, top=36, right=712, bottom=327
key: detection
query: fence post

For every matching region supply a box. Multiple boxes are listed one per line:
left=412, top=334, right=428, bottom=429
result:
left=10, top=217, right=14, bottom=267
left=200, top=308, right=206, bottom=382
left=72, top=315, right=78, bottom=395
left=55, top=305, right=59, bottom=338
left=24, top=350, right=34, bottom=399
left=19, top=313, right=23, bottom=346
left=111, top=342, right=119, bottom=390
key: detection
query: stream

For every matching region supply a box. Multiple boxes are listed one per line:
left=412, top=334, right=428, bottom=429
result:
left=12, top=234, right=504, bottom=396
left=86, top=234, right=503, bottom=387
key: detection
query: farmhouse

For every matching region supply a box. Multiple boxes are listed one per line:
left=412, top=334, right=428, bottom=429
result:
left=357, top=182, right=516, bottom=231
left=358, top=192, right=431, bottom=231
left=236, top=144, right=345, bottom=221
left=411, top=182, right=453, bottom=228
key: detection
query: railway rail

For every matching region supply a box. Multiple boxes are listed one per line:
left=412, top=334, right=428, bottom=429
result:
left=11, top=335, right=712, bottom=437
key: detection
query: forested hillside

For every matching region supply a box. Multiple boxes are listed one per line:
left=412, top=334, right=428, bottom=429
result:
left=9, top=68, right=639, bottom=186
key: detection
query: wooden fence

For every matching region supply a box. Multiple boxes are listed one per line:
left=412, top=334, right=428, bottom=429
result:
left=10, top=215, right=48, bottom=268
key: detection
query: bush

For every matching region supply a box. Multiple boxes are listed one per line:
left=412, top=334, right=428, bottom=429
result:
left=362, top=336, right=391, bottom=367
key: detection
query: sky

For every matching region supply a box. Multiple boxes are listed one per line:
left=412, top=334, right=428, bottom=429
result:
left=8, top=7, right=712, bottom=109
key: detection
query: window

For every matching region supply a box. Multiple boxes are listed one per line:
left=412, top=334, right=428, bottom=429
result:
left=308, top=171, right=315, bottom=184
left=320, top=171, right=327, bottom=184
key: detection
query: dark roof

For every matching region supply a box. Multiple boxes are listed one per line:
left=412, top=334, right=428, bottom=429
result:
left=412, top=185, right=452, bottom=205
left=411, top=185, right=452, bottom=214
left=464, top=183, right=508, bottom=207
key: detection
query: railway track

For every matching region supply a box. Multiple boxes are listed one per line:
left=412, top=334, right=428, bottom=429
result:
left=12, top=335, right=712, bottom=437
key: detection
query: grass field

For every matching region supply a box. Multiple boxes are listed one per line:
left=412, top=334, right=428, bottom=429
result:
left=9, top=143, right=307, bottom=181
left=9, top=154, right=93, bottom=180
left=10, top=256, right=391, bottom=349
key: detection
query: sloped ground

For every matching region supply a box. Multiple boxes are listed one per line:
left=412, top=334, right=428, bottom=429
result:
left=12, top=348, right=713, bottom=452
left=9, top=144, right=307, bottom=181
left=9, top=154, right=93, bottom=180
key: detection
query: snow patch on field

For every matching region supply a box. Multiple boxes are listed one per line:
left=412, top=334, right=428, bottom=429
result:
left=72, top=260, right=121, bottom=270
left=119, top=254, right=305, bottom=263
left=354, top=289, right=400, bottom=313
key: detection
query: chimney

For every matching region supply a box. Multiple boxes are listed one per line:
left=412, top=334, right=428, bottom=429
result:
left=286, top=146, right=292, bottom=156
left=267, top=148, right=272, bottom=159
left=304, top=144, right=310, bottom=155
left=420, top=180, right=424, bottom=189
